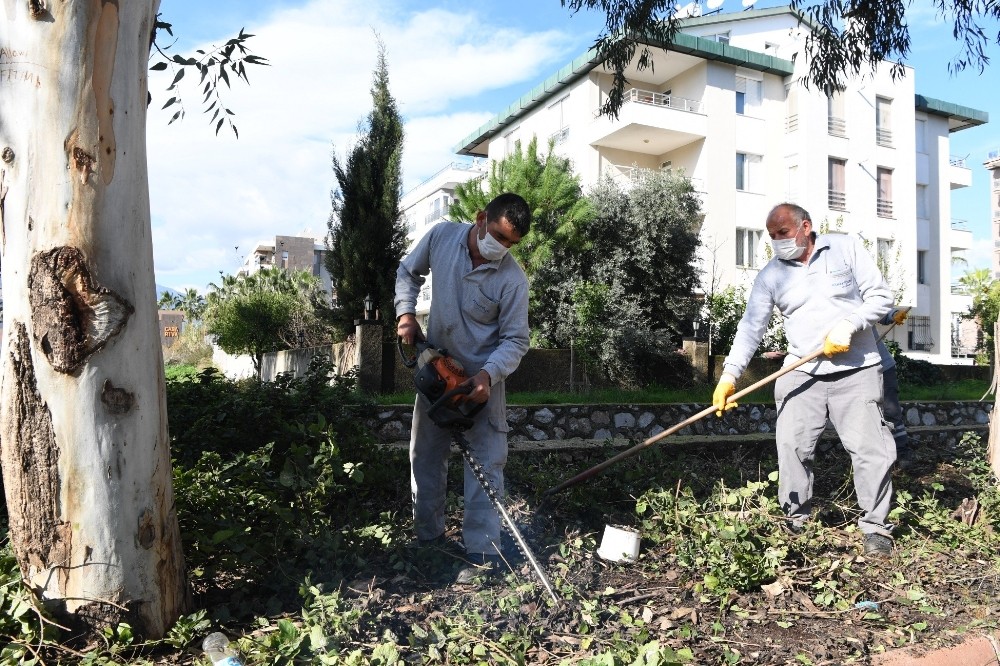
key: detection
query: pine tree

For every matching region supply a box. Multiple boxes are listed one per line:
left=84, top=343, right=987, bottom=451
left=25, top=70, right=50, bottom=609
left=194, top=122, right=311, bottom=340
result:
left=327, top=38, right=407, bottom=337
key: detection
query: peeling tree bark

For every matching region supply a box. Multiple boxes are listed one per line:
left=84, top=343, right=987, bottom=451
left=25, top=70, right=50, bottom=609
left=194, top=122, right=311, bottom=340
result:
left=0, top=0, right=188, bottom=637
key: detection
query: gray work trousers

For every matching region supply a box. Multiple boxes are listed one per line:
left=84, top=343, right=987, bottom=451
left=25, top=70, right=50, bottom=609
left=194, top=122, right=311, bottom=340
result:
left=774, top=364, right=895, bottom=536
left=881, top=365, right=911, bottom=451
left=409, top=394, right=507, bottom=555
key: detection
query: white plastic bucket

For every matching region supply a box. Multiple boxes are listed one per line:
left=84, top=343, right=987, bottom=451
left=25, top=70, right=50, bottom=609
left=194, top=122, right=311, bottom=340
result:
left=597, top=525, right=640, bottom=563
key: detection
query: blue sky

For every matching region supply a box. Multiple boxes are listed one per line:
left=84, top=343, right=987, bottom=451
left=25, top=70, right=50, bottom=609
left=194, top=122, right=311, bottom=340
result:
left=147, top=0, right=1000, bottom=292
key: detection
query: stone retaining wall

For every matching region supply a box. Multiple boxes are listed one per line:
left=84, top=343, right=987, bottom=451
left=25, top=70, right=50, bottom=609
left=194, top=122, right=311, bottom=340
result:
left=372, top=401, right=993, bottom=446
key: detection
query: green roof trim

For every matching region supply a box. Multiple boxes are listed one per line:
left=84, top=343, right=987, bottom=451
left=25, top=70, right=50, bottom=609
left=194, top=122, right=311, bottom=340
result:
left=453, top=34, right=793, bottom=155
left=915, top=94, right=988, bottom=131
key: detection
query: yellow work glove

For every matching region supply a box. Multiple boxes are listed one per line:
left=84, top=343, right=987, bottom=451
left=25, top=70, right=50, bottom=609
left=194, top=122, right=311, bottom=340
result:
left=712, top=373, right=738, bottom=417
left=823, top=320, right=855, bottom=357
left=890, top=307, right=909, bottom=326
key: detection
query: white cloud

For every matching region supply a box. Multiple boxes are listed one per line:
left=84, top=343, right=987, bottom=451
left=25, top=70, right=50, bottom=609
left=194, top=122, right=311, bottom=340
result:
left=146, top=0, right=578, bottom=290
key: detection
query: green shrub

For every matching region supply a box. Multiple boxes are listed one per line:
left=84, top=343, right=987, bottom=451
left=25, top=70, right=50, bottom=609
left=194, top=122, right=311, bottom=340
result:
left=166, top=357, right=372, bottom=465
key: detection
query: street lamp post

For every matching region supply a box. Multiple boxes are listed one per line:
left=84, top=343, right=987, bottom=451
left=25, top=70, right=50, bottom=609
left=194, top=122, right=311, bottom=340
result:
left=363, top=293, right=375, bottom=322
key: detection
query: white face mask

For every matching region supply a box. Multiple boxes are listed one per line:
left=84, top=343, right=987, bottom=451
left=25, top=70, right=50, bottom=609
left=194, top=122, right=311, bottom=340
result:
left=477, top=223, right=509, bottom=261
left=772, top=235, right=805, bottom=261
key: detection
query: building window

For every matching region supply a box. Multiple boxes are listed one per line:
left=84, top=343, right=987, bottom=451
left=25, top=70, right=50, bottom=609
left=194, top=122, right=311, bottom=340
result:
left=917, top=250, right=927, bottom=284
left=916, top=184, right=928, bottom=219
left=736, top=152, right=762, bottom=191
left=876, top=96, right=893, bottom=146
left=827, top=92, right=846, bottom=136
left=876, top=238, right=894, bottom=273
left=503, top=126, right=520, bottom=156
left=281, top=251, right=289, bottom=269
left=787, top=164, right=799, bottom=202
left=736, top=228, right=763, bottom=268
left=735, top=74, right=761, bottom=115
left=828, top=157, right=846, bottom=210
left=877, top=167, right=893, bottom=218
left=907, top=315, right=933, bottom=351
left=785, top=84, right=799, bottom=132
left=705, top=31, right=730, bottom=43
left=549, top=95, right=570, bottom=145
left=313, top=250, right=322, bottom=277
left=915, top=118, right=927, bottom=153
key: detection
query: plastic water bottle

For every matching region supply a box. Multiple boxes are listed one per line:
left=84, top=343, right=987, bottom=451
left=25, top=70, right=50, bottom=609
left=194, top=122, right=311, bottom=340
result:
left=202, top=632, right=244, bottom=666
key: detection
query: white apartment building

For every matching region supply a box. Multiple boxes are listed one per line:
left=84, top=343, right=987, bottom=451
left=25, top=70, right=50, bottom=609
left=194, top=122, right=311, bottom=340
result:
left=399, top=160, right=489, bottom=325
left=451, top=6, right=987, bottom=365
left=238, top=232, right=333, bottom=295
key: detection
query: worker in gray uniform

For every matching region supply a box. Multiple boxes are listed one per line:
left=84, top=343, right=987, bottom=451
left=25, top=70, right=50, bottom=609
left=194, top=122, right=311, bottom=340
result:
left=713, top=203, right=897, bottom=556
left=395, top=192, right=531, bottom=583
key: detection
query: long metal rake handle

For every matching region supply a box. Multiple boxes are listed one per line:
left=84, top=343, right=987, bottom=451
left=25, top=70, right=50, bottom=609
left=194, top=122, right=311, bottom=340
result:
left=455, top=432, right=560, bottom=604
left=541, top=347, right=827, bottom=498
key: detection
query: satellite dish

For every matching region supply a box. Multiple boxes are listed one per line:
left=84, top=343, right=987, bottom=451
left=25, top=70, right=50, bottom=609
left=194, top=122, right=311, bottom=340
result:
left=673, top=1, right=700, bottom=18
left=742, top=0, right=758, bottom=7
left=706, top=0, right=724, bottom=9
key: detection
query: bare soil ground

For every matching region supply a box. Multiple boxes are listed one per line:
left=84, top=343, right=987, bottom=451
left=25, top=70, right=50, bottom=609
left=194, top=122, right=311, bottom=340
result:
left=128, top=429, right=997, bottom=665
left=322, top=432, right=1000, bottom=665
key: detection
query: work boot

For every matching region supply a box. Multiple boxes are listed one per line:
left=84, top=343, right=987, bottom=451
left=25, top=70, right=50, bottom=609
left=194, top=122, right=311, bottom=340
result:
left=895, top=447, right=918, bottom=472
left=781, top=519, right=807, bottom=536
left=455, top=553, right=502, bottom=585
left=414, top=534, right=465, bottom=557
left=862, top=533, right=893, bottom=557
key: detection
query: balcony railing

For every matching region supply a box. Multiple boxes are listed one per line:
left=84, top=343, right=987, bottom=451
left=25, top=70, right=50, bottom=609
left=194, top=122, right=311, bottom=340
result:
left=827, top=117, right=846, bottom=136
left=952, top=218, right=970, bottom=231
left=609, top=165, right=704, bottom=191
left=876, top=127, right=893, bottom=146
left=620, top=88, right=704, bottom=114
left=828, top=190, right=846, bottom=210
left=424, top=207, right=448, bottom=226
left=949, top=155, right=968, bottom=168
left=785, top=114, right=799, bottom=132
left=877, top=198, right=894, bottom=218
left=550, top=126, right=569, bottom=146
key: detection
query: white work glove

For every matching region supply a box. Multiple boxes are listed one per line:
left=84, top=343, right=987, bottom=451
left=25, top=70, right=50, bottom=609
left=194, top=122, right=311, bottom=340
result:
left=823, top=320, right=855, bottom=357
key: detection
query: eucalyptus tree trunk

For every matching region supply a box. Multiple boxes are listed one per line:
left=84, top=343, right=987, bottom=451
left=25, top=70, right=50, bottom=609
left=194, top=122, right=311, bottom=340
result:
left=0, top=0, right=188, bottom=637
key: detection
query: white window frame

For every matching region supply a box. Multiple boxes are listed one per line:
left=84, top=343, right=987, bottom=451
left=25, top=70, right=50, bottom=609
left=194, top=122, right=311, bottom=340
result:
left=736, top=152, right=762, bottom=192
left=735, top=70, right=762, bottom=116
left=736, top=227, right=764, bottom=268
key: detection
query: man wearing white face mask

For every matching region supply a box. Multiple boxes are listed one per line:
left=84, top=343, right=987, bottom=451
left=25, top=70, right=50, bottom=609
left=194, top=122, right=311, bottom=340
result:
left=395, top=192, right=531, bottom=584
left=712, top=203, right=896, bottom=557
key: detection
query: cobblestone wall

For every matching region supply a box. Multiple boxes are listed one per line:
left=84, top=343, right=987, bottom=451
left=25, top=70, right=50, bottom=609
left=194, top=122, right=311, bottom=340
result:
left=371, top=401, right=992, bottom=446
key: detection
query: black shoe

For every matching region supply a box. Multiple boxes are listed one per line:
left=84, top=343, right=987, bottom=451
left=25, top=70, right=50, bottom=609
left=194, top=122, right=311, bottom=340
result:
left=413, top=534, right=465, bottom=557
left=863, top=533, right=893, bottom=557
left=782, top=519, right=807, bottom=536
left=896, top=448, right=918, bottom=472
left=455, top=553, right=501, bottom=584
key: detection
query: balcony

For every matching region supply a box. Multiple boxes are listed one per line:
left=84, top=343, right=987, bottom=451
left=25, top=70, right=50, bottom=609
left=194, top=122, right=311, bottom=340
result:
left=828, top=190, right=846, bottom=211
left=949, top=155, right=972, bottom=189
left=951, top=219, right=972, bottom=251
left=785, top=114, right=798, bottom=132
left=877, top=198, right=893, bottom=218
left=586, top=87, right=707, bottom=155
left=827, top=117, right=846, bottom=137
left=550, top=126, right=570, bottom=146
left=876, top=127, right=893, bottom=147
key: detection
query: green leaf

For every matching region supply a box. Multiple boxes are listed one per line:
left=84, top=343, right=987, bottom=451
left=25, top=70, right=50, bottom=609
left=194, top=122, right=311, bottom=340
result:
left=150, top=61, right=168, bottom=71
left=211, top=529, right=235, bottom=544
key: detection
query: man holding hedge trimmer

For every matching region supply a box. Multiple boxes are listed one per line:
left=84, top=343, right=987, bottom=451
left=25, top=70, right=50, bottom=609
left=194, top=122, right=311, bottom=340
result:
left=395, top=193, right=532, bottom=584
left=713, top=203, right=897, bottom=557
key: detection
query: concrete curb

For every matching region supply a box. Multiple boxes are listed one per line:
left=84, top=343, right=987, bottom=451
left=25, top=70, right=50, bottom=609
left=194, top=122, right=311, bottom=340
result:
left=873, top=632, right=1000, bottom=665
